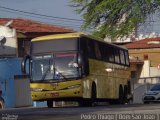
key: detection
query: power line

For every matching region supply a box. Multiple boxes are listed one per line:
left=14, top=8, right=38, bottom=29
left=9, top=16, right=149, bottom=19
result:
left=0, top=7, right=84, bottom=31
left=0, top=6, right=83, bottom=22
left=0, top=8, right=83, bottom=27
left=0, top=5, right=93, bottom=32
left=0, top=9, right=93, bottom=32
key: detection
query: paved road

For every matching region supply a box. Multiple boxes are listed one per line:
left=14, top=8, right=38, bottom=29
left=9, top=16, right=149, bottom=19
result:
left=0, top=104, right=160, bottom=120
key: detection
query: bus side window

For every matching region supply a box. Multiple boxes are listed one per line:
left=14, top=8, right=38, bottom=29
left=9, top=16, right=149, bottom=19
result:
left=94, top=42, right=101, bottom=60
left=120, top=50, right=125, bottom=64
left=125, top=51, right=130, bottom=66
left=87, top=40, right=96, bottom=59
left=99, top=43, right=106, bottom=61
left=114, top=49, right=120, bottom=64
left=80, top=37, right=89, bottom=76
left=108, top=46, right=115, bottom=62
left=83, top=55, right=89, bottom=76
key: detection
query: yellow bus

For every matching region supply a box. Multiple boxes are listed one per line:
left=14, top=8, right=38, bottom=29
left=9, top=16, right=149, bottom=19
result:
left=22, top=32, right=131, bottom=107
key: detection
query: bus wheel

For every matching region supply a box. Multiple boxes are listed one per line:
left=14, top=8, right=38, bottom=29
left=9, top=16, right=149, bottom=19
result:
left=118, top=85, right=124, bottom=104
left=47, top=100, right=53, bottom=108
left=90, top=83, right=97, bottom=107
left=123, top=85, right=128, bottom=104
left=144, top=101, right=150, bottom=104
left=79, top=83, right=97, bottom=107
left=78, top=99, right=88, bottom=107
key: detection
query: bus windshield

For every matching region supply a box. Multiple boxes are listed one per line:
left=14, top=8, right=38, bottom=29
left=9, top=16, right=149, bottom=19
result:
left=31, top=52, right=81, bottom=81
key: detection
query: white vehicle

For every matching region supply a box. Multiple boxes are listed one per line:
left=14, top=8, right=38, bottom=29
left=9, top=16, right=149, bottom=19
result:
left=143, top=84, right=160, bottom=104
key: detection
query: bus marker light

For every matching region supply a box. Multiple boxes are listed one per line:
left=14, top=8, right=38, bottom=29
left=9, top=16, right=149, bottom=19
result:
left=51, top=93, right=59, bottom=97
left=105, top=68, right=114, bottom=72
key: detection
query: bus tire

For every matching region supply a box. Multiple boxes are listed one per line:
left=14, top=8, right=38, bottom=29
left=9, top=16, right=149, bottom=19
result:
left=127, top=81, right=131, bottom=94
left=118, top=85, right=124, bottom=104
left=144, top=101, right=150, bottom=104
left=123, top=85, right=128, bottom=104
left=47, top=100, right=53, bottom=108
left=79, top=83, right=97, bottom=107
left=78, top=99, right=89, bottom=107
left=90, top=82, right=97, bottom=107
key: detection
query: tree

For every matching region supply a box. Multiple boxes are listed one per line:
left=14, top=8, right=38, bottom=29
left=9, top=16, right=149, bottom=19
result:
left=70, top=0, right=160, bottom=40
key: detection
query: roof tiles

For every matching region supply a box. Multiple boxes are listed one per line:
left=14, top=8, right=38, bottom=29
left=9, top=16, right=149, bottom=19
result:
left=125, top=37, right=160, bottom=49
left=0, top=18, right=74, bottom=33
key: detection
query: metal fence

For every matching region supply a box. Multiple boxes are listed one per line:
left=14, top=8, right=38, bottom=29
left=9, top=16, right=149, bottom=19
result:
left=138, top=77, right=160, bottom=84
left=132, top=77, right=160, bottom=104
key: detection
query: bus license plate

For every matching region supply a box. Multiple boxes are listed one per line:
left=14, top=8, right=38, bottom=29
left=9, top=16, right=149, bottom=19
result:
left=51, top=93, right=59, bottom=97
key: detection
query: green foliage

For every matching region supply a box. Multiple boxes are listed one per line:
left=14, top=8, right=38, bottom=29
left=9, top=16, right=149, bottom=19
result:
left=70, top=0, right=160, bottom=39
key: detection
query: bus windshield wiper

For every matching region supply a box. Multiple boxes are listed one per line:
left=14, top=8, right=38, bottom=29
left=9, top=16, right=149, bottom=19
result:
left=54, top=67, right=67, bottom=81
left=41, top=66, right=50, bottom=81
left=41, top=66, right=67, bottom=81
left=41, top=58, right=53, bottom=81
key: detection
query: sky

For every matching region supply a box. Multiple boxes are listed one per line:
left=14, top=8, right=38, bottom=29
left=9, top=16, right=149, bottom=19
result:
left=0, top=0, right=84, bottom=31
left=0, top=0, right=160, bottom=36
left=138, top=12, right=160, bottom=37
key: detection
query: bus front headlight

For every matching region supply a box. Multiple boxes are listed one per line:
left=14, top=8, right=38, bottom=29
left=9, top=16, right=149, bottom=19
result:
left=67, top=84, right=81, bottom=89
left=31, top=88, right=43, bottom=92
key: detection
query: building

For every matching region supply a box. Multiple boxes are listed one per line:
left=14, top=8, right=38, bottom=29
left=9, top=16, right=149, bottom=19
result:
left=0, top=18, right=74, bottom=57
left=0, top=18, right=75, bottom=108
left=0, top=25, right=17, bottom=57
left=123, top=37, right=160, bottom=103
left=124, top=37, right=160, bottom=84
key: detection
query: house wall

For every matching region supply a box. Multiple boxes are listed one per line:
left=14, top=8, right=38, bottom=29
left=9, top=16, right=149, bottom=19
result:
left=150, top=67, right=160, bottom=77
left=129, top=49, right=160, bottom=67
left=130, top=64, right=144, bottom=84
left=0, top=26, right=17, bottom=57
left=129, top=48, right=160, bottom=84
left=17, top=38, right=31, bottom=57
left=140, top=60, right=150, bottom=78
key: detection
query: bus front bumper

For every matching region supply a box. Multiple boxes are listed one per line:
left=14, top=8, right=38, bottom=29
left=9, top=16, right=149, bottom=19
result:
left=31, top=87, right=82, bottom=101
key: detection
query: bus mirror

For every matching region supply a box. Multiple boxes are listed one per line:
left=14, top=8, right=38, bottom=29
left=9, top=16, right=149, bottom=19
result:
left=21, top=55, right=31, bottom=74
left=78, top=54, right=82, bottom=67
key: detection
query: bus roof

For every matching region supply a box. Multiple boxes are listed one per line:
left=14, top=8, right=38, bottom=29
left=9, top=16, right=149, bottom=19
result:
left=31, top=32, right=127, bottom=50
left=31, top=32, right=103, bottom=42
